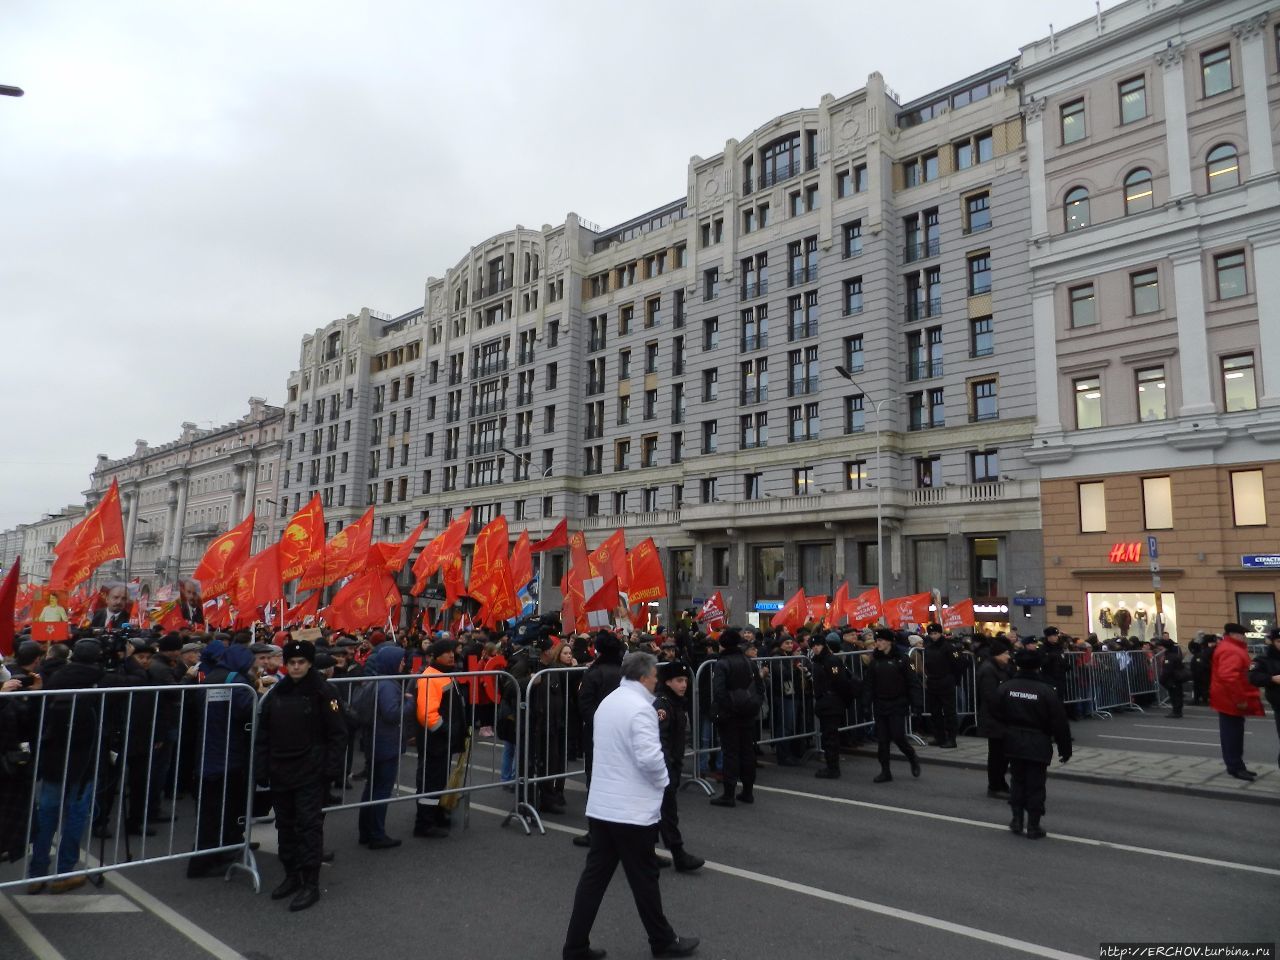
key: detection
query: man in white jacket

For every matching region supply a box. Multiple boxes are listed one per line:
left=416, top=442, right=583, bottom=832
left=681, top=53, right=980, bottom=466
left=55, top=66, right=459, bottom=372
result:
left=562, top=651, right=699, bottom=960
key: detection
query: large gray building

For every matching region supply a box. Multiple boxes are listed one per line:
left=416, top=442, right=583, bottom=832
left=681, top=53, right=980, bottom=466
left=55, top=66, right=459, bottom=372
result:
left=281, top=64, right=1046, bottom=632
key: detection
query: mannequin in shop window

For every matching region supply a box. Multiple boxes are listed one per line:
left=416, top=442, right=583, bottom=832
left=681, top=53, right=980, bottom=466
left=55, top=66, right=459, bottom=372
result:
left=1098, top=605, right=1113, bottom=634
left=1113, top=603, right=1133, bottom=641
left=1133, top=604, right=1148, bottom=643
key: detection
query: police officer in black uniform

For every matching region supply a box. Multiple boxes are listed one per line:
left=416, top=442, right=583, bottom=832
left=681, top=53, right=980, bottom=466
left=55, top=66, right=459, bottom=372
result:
left=256, top=640, right=348, bottom=911
left=863, top=628, right=921, bottom=783
left=709, top=628, right=763, bottom=807
left=992, top=648, right=1072, bottom=840
left=810, top=633, right=856, bottom=779
left=653, top=660, right=704, bottom=872
left=922, top=622, right=963, bottom=748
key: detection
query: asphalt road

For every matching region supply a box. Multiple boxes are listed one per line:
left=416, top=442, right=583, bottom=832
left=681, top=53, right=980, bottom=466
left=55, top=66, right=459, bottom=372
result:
left=1, top=745, right=1274, bottom=960
left=1067, top=702, right=1280, bottom=769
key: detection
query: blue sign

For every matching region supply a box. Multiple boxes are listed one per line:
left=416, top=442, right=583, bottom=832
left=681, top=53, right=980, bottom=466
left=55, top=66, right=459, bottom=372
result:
left=1242, top=555, right=1280, bottom=569
left=1147, top=536, right=1159, bottom=560
left=691, top=597, right=706, bottom=606
left=754, top=600, right=784, bottom=612
left=1011, top=596, right=1045, bottom=606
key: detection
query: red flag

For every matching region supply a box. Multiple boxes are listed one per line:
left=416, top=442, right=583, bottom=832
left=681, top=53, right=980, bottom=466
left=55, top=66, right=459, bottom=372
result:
left=470, top=516, right=519, bottom=622
left=583, top=575, right=620, bottom=614
left=0, top=559, right=19, bottom=657
left=234, top=544, right=283, bottom=611
left=299, top=507, right=373, bottom=591
left=589, top=529, right=628, bottom=592
left=50, top=479, right=126, bottom=590
left=625, top=538, right=667, bottom=604
left=286, top=592, right=320, bottom=625
left=771, top=588, right=807, bottom=632
left=830, top=582, right=850, bottom=628
left=883, top=592, right=932, bottom=629
left=847, top=587, right=882, bottom=628
left=412, top=509, right=471, bottom=595
left=941, top=598, right=975, bottom=630
left=327, top=569, right=394, bottom=631
left=695, top=590, right=727, bottom=630
left=530, top=518, right=568, bottom=553
left=569, top=529, right=590, bottom=575
left=511, top=530, right=533, bottom=590
left=442, top=555, right=467, bottom=609
left=194, top=511, right=256, bottom=599
left=277, top=494, right=325, bottom=583
left=560, top=569, right=580, bottom=634
left=805, top=595, right=829, bottom=626
left=367, top=518, right=429, bottom=574
left=148, top=600, right=188, bottom=633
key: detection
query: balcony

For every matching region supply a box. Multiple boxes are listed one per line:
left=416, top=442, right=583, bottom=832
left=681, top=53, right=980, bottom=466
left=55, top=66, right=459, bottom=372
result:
left=581, top=510, right=681, bottom=531
left=970, top=407, right=1000, bottom=423
left=758, top=161, right=798, bottom=190
left=186, top=521, right=224, bottom=538
left=588, top=337, right=607, bottom=353
left=515, top=391, right=533, bottom=406
left=741, top=280, right=769, bottom=300
left=467, top=439, right=503, bottom=456
left=445, top=409, right=462, bottom=423
left=740, top=333, right=768, bottom=352
left=788, top=266, right=818, bottom=287
left=788, top=376, right=820, bottom=397
left=903, top=238, right=941, bottom=263
left=907, top=416, right=945, bottom=432
left=906, top=359, right=944, bottom=381
left=740, top=437, right=768, bottom=449
left=905, top=298, right=943, bottom=322
left=517, top=350, right=535, bottom=366
left=472, top=358, right=509, bottom=380
left=740, top=386, right=768, bottom=405
left=448, top=374, right=463, bottom=387
left=134, top=530, right=160, bottom=546
left=907, top=479, right=1038, bottom=507
left=476, top=277, right=513, bottom=301
left=788, top=322, right=818, bottom=342
left=465, top=473, right=503, bottom=489
left=843, top=303, right=864, bottom=317
left=470, top=398, right=507, bottom=417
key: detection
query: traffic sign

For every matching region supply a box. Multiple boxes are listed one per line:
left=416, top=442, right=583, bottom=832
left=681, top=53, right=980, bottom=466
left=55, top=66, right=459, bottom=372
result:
left=1242, top=555, right=1280, bottom=569
left=1011, top=596, right=1045, bottom=606
left=1147, top=536, right=1159, bottom=560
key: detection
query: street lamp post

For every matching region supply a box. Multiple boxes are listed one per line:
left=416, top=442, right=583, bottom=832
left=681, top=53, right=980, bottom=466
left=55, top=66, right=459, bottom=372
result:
left=834, top=366, right=900, bottom=598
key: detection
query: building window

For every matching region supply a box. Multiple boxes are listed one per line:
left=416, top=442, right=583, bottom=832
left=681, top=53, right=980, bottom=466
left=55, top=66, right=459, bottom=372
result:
left=965, top=192, right=991, bottom=233
left=1069, top=284, right=1096, bottom=328
left=1222, top=354, right=1258, bottom=412
left=1214, top=251, right=1247, bottom=299
left=702, top=420, right=718, bottom=454
left=1064, top=187, right=1090, bottom=231
left=712, top=547, right=730, bottom=585
left=1079, top=481, right=1107, bottom=532
left=1074, top=376, right=1103, bottom=428
left=1124, top=168, right=1153, bottom=214
left=842, top=220, right=862, bottom=258
left=1202, top=46, right=1232, bottom=98
left=970, top=316, right=993, bottom=357
left=1138, top=476, right=1174, bottom=530
left=1136, top=367, right=1168, bottom=421
left=844, top=334, right=864, bottom=373
left=585, top=494, right=600, bottom=517
left=967, top=252, right=991, bottom=295
left=971, top=538, right=1000, bottom=597
left=1237, top=592, right=1277, bottom=638
left=971, top=379, right=998, bottom=421
left=915, top=456, right=939, bottom=488
left=703, top=317, right=719, bottom=350
left=854, top=164, right=868, bottom=193
left=844, top=394, right=865, bottom=434
left=703, top=268, right=719, bottom=301
left=754, top=545, right=785, bottom=600
left=1119, top=75, right=1147, bottom=124
left=702, top=368, right=718, bottom=402
left=1231, top=470, right=1267, bottom=526
left=845, top=460, right=867, bottom=490
left=1061, top=98, right=1085, bottom=144
left=843, top=277, right=863, bottom=315
left=700, top=477, right=718, bottom=504
left=970, top=449, right=999, bottom=483
left=1207, top=143, right=1240, bottom=192
left=836, top=169, right=852, bottom=198
left=1130, top=270, right=1159, bottom=315
left=793, top=467, right=813, bottom=496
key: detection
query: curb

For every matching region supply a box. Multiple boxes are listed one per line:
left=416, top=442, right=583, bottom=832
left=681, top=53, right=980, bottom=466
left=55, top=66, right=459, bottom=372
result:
left=847, top=747, right=1280, bottom=807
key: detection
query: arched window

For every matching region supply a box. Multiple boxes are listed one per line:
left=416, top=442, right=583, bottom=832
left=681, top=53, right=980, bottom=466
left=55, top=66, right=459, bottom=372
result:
left=1124, top=168, right=1154, bottom=214
left=1207, top=143, right=1239, bottom=192
left=1064, top=187, right=1090, bottom=231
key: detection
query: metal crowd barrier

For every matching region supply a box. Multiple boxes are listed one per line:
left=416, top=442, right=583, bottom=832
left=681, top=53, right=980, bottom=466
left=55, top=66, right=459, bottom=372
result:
left=506, top=665, right=587, bottom=836
left=908, top=649, right=978, bottom=745
left=0, top=681, right=260, bottom=894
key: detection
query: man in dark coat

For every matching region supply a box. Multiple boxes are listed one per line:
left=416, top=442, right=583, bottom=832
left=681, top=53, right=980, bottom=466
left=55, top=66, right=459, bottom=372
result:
left=992, top=648, right=1072, bottom=839
left=922, top=622, right=963, bottom=748
left=653, top=660, right=704, bottom=872
left=709, top=628, right=763, bottom=807
left=975, top=637, right=1013, bottom=797
left=1040, top=628, right=1070, bottom=714
left=810, top=632, right=856, bottom=779
left=255, top=640, right=348, bottom=911
left=863, top=628, right=921, bottom=783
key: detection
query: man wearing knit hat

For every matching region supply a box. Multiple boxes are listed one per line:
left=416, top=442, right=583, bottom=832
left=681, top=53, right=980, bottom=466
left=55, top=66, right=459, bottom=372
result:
left=976, top=637, right=1014, bottom=797
left=413, top=639, right=468, bottom=838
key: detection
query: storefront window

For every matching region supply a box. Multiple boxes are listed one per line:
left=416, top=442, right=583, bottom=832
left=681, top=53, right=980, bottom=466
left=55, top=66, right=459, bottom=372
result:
left=859, top=542, right=879, bottom=586
left=971, top=538, right=1000, bottom=597
left=1087, top=592, right=1178, bottom=643
left=1236, top=593, right=1276, bottom=640
left=754, top=545, right=785, bottom=600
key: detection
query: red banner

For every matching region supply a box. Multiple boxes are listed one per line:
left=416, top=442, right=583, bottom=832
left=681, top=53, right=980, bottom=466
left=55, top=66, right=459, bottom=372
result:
left=883, top=592, right=931, bottom=629
left=194, top=511, right=256, bottom=599
left=299, top=507, right=373, bottom=592
left=805, top=595, right=829, bottom=625
left=847, top=588, right=882, bottom=629
left=625, top=537, right=666, bottom=604
left=771, top=588, right=807, bottom=633
left=530, top=517, right=567, bottom=553
left=696, top=590, right=727, bottom=630
left=234, top=544, right=283, bottom=612
left=941, top=598, right=975, bottom=630
left=589, top=529, right=628, bottom=592
left=277, top=494, right=325, bottom=583
left=510, top=530, right=533, bottom=590
left=50, top=479, right=126, bottom=590
left=830, top=582, right=850, bottom=628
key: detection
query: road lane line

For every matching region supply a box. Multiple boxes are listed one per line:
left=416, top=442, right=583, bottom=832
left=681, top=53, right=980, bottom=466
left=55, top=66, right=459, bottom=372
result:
left=0, top=893, right=66, bottom=960
left=14, top=894, right=140, bottom=914
left=99, top=870, right=248, bottom=960
left=1131, top=724, right=1248, bottom=734
left=1097, top=735, right=1222, bottom=746
left=466, top=800, right=1091, bottom=960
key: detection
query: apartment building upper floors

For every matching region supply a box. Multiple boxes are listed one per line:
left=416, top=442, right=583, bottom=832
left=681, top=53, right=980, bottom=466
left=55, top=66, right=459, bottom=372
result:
left=1017, top=0, right=1280, bottom=476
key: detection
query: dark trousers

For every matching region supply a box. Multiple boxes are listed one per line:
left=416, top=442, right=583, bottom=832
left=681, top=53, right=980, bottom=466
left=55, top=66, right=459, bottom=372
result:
left=658, top=768, right=683, bottom=851
left=928, top=684, right=958, bottom=744
left=563, top=818, right=676, bottom=957
left=1218, top=713, right=1246, bottom=772
left=1164, top=682, right=1184, bottom=714
left=818, top=712, right=841, bottom=769
left=986, top=737, right=1009, bottom=791
left=188, top=769, right=247, bottom=872
left=717, top=718, right=756, bottom=790
left=273, top=780, right=326, bottom=874
left=1008, top=758, right=1047, bottom=818
left=357, top=756, right=399, bottom=843
left=874, top=713, right=916, bottom=772
left=415, top=747, right=451, bottom=827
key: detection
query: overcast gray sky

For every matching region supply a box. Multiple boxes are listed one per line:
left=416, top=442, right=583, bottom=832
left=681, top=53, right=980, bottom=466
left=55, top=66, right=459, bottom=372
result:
left=1, top=0, right=1099, bottom=528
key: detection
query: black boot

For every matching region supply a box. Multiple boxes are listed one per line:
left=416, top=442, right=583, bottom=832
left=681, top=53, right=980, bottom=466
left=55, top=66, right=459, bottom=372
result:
left=672, top=846, right=705, bottom=872
left=815, top=764, right=840, bottom=779
left=736, top=786, right=754, bottom=804
left=271, top=872, right=302, bottom=901
left=288, top=869, right=320, bottom=911
left=873, top=768, right=892, bottom=783
left=1025, top=816, right=1046, bottom=840
left=709, top=780, right=736, bottom=807
left=1009, top=811, right=1024, bottom=835
left=909, top=755, right=921, bottom=778
left=1165, top=710, right=1182, bottom=719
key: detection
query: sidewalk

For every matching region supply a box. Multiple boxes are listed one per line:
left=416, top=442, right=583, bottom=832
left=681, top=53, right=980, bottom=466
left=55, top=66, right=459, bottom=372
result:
left=852, top=735, right=1280, bottom=806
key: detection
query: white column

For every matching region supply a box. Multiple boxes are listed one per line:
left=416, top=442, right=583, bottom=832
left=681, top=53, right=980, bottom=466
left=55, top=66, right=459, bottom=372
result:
left=1236, top=13, right=1275, bottom=179
left=834, top=532, right=846, bottom=580
left=1171, top=252, right=1216, bottom=416
left=1023, top=103, right=1048, bottom=238
left=243, top=457, right=258, bottom=516
left=1156, top=45, right=1192, bottom=199
left=123, top=490, right=139, bottom=558
left=168, top=475, right=189, bottom=572
left=1252, top=234, right=1280, bottom=406
left=1031, top=286, right=1062, bottom=434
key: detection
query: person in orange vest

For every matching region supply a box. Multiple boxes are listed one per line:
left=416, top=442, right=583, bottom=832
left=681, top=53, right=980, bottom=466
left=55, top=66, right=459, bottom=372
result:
left=413, top=639, right=468, bottom=838
left=1211, top=623, right=1264, bottom=780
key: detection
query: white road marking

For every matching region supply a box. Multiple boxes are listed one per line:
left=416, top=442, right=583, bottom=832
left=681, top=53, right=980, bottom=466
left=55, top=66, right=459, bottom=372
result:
left=749, top=784, right=1280, bottom=878
left=0, top=893, right=66, bottom=960
left=99, top=869, right=248, bottom=960
left=15, top=894, right=140, bottom=914
left=467, top=801, right=1091, bottom=960
left=1131, top=724, right=1250, bottom=734
left=1097, top=735, right=1221, bottom=747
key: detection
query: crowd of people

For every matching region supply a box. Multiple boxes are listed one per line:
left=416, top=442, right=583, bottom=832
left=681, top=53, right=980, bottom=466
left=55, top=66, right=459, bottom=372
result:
left=1, top=608, right=1277, bottom=929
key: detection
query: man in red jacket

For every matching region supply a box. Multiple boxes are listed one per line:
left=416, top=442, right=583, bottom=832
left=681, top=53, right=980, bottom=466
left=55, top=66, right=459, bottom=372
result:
left=1211, top=623, right=1264, bottom=780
